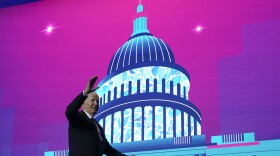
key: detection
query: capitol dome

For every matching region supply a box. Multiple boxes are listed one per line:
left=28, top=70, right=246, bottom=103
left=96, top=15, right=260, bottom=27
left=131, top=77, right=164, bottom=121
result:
left=108, top=33, right=175, bottom=75
left=95, top=3, right=201, bottom=145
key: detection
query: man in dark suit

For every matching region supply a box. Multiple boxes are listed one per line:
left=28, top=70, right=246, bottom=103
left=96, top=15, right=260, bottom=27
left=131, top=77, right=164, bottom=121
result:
left=66, top=76, right=127, bottom=156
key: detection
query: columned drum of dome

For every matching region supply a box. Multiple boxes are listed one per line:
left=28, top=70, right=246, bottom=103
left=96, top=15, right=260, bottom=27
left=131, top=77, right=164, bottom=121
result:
left=95, top=3, right=202, bottom=144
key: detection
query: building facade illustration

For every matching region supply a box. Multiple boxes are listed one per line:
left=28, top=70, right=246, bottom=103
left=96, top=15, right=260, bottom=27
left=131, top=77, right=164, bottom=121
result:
left=44, top=3, right=280, bottom=156
left=94, top=3, right=201, bottom=144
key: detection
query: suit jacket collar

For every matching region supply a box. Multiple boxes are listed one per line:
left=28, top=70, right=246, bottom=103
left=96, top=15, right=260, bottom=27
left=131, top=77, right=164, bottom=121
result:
left=83, top=110, right=93, bottom=119
left=80, top=110, right=97, bottom=130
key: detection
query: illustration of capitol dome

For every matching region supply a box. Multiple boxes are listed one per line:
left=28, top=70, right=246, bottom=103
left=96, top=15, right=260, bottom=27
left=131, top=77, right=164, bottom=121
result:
left=95, top=3, right=202, bottom=144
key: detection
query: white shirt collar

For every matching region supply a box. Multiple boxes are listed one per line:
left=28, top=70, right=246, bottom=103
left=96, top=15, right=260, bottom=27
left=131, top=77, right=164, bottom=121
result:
left=83, top=110, right=93, bottom=119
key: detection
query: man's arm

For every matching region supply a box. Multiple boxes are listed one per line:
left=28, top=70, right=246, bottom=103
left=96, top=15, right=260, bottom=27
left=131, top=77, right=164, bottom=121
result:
left=99, top=125, right=127, bottom=156
left=65, top=92, right=86, bottom=121
left=65, top=76, right=98, bottom=121
left=103, top=141, right=127, bottom=156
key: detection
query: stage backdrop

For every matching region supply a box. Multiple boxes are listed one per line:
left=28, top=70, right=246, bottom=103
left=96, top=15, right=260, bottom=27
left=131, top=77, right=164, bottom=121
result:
left=0, top=0, right=280, bottom=155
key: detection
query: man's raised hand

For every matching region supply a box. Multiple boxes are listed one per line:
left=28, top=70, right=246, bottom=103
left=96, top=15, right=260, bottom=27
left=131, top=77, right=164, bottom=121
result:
left=84, top=76, right=99, bottom=94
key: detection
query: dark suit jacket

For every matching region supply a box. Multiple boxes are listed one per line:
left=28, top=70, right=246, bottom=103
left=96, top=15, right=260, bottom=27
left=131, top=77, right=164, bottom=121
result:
left=65, top=92, right=126, bottom=156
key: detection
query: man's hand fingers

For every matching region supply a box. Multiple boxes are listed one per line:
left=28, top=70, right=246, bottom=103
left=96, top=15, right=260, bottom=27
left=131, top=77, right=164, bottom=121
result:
left=89, top=76, right=98, bottom=92
left=84, top=76, right=98, bottom=94
left=90, top=76, right=98, bottom=81
left=90, top=76, right=98, bottom=85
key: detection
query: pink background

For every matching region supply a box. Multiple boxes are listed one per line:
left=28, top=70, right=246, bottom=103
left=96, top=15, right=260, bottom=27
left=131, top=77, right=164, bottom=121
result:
left=0, top=0, right=280, bottom=155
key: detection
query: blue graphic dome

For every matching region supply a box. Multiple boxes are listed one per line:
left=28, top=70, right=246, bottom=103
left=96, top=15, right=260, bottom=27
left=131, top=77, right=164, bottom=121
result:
left=95, top=3, right=201, bottom=145
left=108, top=34, right=175, bottom=75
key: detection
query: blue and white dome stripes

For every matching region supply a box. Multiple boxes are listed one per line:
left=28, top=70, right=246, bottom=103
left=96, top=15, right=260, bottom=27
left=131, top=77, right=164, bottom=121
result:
left=108, top=35, right=175, bottom=74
